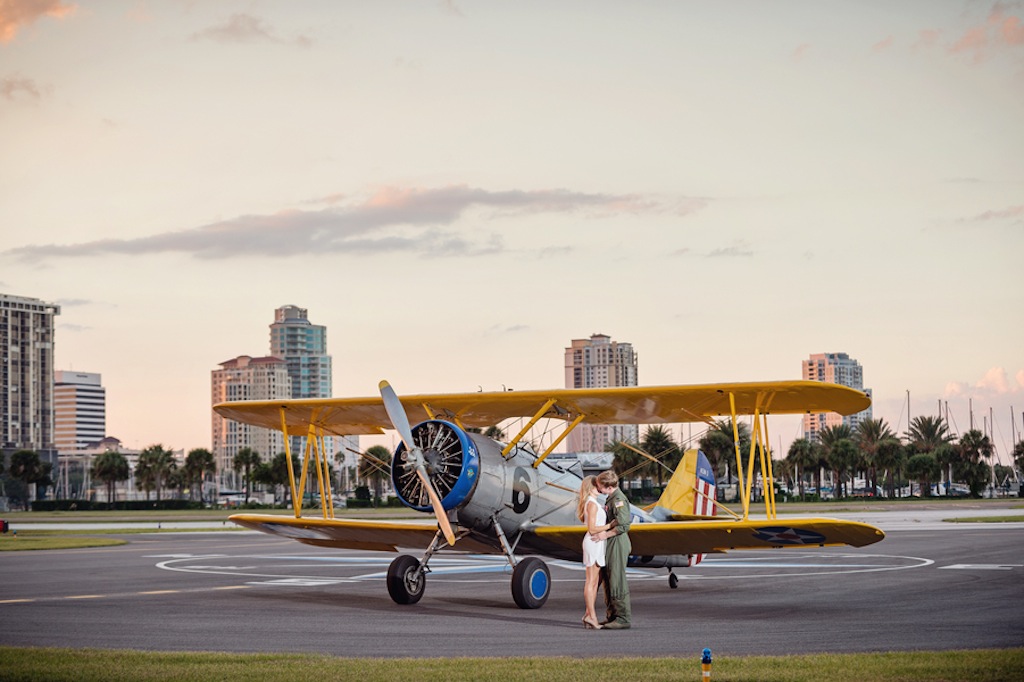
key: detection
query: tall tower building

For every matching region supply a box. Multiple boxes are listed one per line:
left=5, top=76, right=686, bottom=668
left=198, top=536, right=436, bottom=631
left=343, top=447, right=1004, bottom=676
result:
left=270, top=305, right=331, bottom=400
left=211, top=355, right=292, bottom=490
left=1, top=293, right=61, bottom=465
left=54, top=371, right=106, bottom=451
left=269, top=305, right=349, bottom=461
left=801, top=352, right=873, bottom=442
left=564, top=334, right=638, bottom=452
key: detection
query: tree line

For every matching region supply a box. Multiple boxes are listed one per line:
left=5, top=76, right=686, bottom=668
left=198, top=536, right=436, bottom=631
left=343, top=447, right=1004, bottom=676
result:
left=605, top=416, right=1024, bottom=500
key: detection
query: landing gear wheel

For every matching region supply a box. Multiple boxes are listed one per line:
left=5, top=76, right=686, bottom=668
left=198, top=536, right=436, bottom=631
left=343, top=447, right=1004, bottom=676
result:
left=668, top=572, right=679, bottom=589
left=511, top=557, right=550, bottom=609
left=387, top=554, right=425, bottom=605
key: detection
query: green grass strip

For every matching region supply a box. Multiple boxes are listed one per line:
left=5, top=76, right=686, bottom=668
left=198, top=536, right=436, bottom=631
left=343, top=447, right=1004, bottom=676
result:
left=0, top=647, right=1021, bottom=681
left=0, top=533, right=126, bottom=551
left=944, top=515, right=1024, bottom=523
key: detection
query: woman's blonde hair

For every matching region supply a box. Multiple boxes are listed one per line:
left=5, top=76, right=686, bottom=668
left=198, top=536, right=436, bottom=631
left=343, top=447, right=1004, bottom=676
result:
left=576, top=475, right=597, bottom=522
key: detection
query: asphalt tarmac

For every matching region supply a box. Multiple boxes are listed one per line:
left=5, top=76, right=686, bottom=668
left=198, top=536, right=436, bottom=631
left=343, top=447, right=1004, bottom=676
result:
left=1, top=509, right=1022, bottom=658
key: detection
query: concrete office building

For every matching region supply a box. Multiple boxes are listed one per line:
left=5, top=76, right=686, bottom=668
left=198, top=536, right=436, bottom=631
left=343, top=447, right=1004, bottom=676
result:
left=801, top=352, right=873, bottom=442
left=211, top=355, right=291, bottom=490
left=564, top=333, right=639, bottom=452
left=54, top=371, right=106, bottom=451
left=1, top=293, right=61, bottom=467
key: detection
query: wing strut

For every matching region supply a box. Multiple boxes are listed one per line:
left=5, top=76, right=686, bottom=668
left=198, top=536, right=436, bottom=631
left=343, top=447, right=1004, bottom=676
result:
left=728, top=391, right=780, bottom=521
left=277, top=406, right=336, bottom=519
left=279, top=407, right=300, bottom=517
left=533, top=413, right=586, bottom=469
left=501, top=398, right=557, bottom=459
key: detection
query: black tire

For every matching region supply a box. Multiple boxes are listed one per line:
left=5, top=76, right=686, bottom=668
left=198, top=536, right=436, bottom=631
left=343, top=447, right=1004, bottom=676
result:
left=668, top=572, right=679, bottom=589
left=387, top=554, right=425, bottom=605
left=511, top=557, right=550, bottom=609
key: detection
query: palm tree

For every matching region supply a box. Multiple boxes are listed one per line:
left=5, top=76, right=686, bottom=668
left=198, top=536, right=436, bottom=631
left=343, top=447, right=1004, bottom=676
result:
left=834, top=439, right=860, bottom=498
left=233, top=447, right=262, bottom=504
left=958, top=429, right=994, bottom=464
left=91, top=451, right=130, bottom=504
left=906, top=452, right=940, bottom=497
left=136, top=445, right=177, bottom=502
left=640, top=425, right=680, bottom=485
left=699, top=419, right=751, bottom=482
left=606, top=440, right=645, bottom=489
left=786, top=437, right=820, bottom=499
left=957, top=429, right=996, bottom=495
left=9, top=450, right=43, bottom=510
left=483, top=426, right=506, bottom=440
left=772, top=456, right=796, bottom=497
left=184, top=448, right=216, bottom=504
left=253, top=452, right=299, bottom=505
left=855, top=418, right=895, bottom=496
left=906, top=415, right=954, bottom=454
left=874, top=437, right=905, bottom=498
left=358, top=445, right=393, bottom=504
left=1013, top=439, right=1024, bottom=475
left=819, top=424, right=854, bottom=499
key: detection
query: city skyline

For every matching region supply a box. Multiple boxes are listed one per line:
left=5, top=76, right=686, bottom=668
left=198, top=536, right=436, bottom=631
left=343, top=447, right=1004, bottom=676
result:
left=1, top=2, right=1021, bottom=462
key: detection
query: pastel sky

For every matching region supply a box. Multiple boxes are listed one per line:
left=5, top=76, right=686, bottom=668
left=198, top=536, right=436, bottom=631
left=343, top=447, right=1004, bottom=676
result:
left=2, top=1, right=1022, bottom=463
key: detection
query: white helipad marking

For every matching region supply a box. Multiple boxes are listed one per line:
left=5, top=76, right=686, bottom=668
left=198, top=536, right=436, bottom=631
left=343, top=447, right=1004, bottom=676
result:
left=254, top=578, right=348, bottom=586
left=939, top=564, right=1022, bottom=570
left=156, top=551, right=933, bottom=586
left=659, top=553, right=934, bottom=581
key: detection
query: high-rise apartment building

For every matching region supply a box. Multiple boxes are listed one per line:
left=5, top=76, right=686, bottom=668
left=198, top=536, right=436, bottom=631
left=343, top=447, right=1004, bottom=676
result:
left=564, top=334, right=639, bottom=452
left=211, top=355, right=292, bottom=489
left=54, top=371, right=106, bottom=451
left=269, top=305, right=351, bottom=462
left=1, top=293, right=61, bottom=465
left=270, top=305, right=331, bottom=400
left=801, top=352, right=873, bottom=442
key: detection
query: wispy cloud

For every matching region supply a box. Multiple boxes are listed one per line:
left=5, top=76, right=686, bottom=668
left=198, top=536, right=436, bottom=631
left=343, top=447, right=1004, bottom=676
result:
left=1, top=75, right=43, bottom=101
left=957, top=204, right=1024, bottom=224
left=4, top=185, right=697, bottom=264
left=791, top=43, right=811, bottom=62
left=671, top=240, right=754, bottom=259
left=872, top=35, right=894, bottom=52
left=439, top=0, right=464, bottom=18
left=0, top=0, right=76, bottom=43
left=189, top=13, right=311, bottom=48
left=707, top=241, right=754, bottom=258
left=899, top=3, right=1023, bottom=64
left=949, top=2, right=1024, bottom=64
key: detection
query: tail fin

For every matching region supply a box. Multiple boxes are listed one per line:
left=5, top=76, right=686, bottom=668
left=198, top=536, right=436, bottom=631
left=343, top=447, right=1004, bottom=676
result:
left=651, top=449, right=717, bottom=520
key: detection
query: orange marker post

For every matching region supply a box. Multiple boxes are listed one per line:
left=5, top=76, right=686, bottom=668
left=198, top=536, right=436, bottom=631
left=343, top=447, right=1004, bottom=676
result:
left=701, top=648, right=712, bottom=680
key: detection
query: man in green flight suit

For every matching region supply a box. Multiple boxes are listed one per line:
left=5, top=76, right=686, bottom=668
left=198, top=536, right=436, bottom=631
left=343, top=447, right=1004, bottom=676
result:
left=594, top=469, right=631, bottom=629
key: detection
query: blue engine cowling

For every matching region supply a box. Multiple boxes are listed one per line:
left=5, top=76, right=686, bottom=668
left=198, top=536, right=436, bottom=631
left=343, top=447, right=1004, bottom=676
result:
left=391, top=420, right=480, bottom=512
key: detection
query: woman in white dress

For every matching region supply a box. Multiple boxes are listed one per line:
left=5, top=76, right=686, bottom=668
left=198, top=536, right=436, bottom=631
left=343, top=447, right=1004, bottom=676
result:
left=577, top=475, right=614, bottom=629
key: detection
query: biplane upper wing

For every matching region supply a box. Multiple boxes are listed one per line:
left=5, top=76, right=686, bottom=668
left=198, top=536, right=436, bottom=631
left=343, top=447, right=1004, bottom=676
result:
left=213, top=380, right=871, bottom=435
left=533, top=517, right=886, bottom=556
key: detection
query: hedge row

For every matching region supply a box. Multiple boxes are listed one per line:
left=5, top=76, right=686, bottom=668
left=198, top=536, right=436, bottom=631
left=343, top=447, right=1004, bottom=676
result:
left=31, top=499, right=204, bottom=511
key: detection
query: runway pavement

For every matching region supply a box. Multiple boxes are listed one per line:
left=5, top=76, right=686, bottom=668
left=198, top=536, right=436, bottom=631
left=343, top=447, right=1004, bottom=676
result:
left=1, top=507, right=1021, bottom=658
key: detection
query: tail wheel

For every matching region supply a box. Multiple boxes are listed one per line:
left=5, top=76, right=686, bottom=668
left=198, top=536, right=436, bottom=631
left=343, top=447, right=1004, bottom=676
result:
left=387, top=555, right=425, bottom=605
left=511, top=557, right=550, bottom=609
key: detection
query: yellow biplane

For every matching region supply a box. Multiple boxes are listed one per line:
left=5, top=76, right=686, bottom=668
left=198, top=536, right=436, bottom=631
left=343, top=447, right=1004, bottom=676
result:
left=213, top=380, right=885, bottom=609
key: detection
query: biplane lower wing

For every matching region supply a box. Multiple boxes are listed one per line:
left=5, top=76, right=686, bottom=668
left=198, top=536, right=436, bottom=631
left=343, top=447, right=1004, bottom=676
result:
left=229, top=513, right=497, bottom=553
left=534, top=517, right=885, bottom=556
